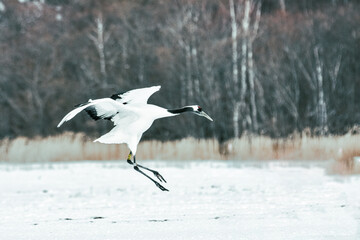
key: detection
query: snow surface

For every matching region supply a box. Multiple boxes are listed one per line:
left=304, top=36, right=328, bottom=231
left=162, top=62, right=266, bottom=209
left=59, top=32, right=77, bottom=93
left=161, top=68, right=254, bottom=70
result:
left=0, top=160, right=359, bottom=240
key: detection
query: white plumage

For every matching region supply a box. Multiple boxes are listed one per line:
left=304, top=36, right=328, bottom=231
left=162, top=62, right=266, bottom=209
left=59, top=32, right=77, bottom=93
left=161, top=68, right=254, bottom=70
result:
left=57, top=85, right=213, bottom=191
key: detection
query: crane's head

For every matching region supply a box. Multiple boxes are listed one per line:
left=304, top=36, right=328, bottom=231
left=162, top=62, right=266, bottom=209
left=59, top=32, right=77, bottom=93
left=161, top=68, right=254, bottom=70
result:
left=190, top=105, right=213, bottom=121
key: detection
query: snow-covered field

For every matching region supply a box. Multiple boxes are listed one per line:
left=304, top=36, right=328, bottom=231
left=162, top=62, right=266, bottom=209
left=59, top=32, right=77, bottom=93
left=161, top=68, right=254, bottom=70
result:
left=0, top=160, right=359, bottom=240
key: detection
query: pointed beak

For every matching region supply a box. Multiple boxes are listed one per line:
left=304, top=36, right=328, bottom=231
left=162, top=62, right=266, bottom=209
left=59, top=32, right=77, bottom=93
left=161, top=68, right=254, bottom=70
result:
left=199, top=111, right=213, bottom=121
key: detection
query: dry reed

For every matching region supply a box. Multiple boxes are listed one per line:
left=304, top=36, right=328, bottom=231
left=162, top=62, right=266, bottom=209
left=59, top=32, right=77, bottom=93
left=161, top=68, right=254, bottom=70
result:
left=1, top=132, right=359, bottom=173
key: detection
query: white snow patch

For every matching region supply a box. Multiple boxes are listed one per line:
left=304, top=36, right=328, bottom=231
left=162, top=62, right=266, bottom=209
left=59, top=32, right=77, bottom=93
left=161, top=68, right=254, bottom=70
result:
left=0, top=160, right=359, bottom=240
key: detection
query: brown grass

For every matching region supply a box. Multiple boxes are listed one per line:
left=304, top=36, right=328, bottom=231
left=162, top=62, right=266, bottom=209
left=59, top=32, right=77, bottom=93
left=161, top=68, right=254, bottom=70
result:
left=331, top=148, right=360, bottom=174
left=0, top=132, right=359, bottom=174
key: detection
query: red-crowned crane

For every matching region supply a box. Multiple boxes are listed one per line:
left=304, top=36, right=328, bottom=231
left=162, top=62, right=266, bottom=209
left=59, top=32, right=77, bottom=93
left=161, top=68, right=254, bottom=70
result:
left=57, top=86, right=213, bottom=191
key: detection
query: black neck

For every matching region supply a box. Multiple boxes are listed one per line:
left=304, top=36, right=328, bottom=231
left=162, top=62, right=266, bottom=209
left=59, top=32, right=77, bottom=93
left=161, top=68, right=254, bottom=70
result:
left=168, top=107, right=193, bottom=114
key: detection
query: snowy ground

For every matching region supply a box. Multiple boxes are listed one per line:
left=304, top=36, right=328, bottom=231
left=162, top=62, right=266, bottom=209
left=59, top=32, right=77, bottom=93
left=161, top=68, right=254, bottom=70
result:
left=0, top=160, right=360, bottom=240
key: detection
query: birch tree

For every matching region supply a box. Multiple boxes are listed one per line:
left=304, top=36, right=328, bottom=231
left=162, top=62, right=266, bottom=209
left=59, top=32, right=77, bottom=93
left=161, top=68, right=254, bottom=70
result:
left=164, top=1, right=204, bottom=105
left=229, top=0, right=240, bottom=138
left=279, top=0, right=286, bottom=14
left=88, top=13, right=110, bottom=85
left=247, top=2, right=261, bottom=133
left=239, top=0, right=250, bottom=133
left=314, top=46, right=328, bottom=135
left=229, top=0, right=262, bottom=137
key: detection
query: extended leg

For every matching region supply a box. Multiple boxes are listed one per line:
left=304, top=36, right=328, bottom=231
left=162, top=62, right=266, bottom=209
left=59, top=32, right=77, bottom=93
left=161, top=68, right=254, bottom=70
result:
left=133, top=165, right=169, bottom=191
left=127, top=152, right=169, bottom=191
left=135, top=163, right=167, bottom=183
left=126, top=151, right=167, bottom=183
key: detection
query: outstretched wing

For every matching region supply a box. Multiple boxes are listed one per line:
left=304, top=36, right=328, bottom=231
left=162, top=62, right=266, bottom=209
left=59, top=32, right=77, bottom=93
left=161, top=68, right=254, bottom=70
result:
left=110, top=85, right=161, bottom=105
left=57, top=98, right=138, bottom=128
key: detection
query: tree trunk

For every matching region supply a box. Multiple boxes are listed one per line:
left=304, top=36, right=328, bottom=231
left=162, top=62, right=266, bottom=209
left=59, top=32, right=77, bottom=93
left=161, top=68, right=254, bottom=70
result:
left=240, top=0, right=251, bottom=132
left=248, top=40, right=258, bottom=132
left=185, top=44, right=193, bottom=102
left=229, top=0, right=240, bottom=137
left=96, top=15, right=106, bottom=78
left=279, top=0, right=286, bottom=14
left=247, top=3, right=261, bottom=133
left=314, top=46, right=328, bottom=135
left=88, top=13, right=108, bottom=84
left=229, top=0, right=238, bottom=86
left=233, top=101, right=241, bottom=138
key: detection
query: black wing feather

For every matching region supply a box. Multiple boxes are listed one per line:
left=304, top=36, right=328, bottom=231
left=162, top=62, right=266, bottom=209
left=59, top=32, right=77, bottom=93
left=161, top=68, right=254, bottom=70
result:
left=110, top=92, right=124, bottom=100
left=85, top=106, right=101, bottom=121
left=84, top=105, right=117, bottom=121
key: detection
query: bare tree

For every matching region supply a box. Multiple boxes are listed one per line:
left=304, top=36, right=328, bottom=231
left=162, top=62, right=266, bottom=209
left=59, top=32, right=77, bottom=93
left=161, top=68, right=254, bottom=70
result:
left=239, top=0, right=250, bottom=132
left=279, top=0, right=286, bottom=14
left=0, top=0, right=359, bottom=140
left=247, top=1, right=261, bottom=133
left=229, top=0, right=240, bottom=138
left=314, top=46, right=328, bottom=135
left=88, top=13, right=110, bottom=84
left=229, top=0, right=262, bottom=137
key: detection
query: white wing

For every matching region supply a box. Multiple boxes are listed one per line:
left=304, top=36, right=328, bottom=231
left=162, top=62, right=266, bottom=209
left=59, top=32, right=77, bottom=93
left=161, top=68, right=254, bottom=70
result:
left=111, top=85, right=161, bottom=105
left=57, top=98, right=138, bottom=128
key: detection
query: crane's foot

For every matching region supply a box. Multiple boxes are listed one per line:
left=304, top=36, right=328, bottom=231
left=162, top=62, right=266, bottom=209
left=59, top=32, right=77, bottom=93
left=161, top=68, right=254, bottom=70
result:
left=137, top=165, right=167, bottom=183
left=155, top=181, right=169, bottom=191
left=133, top=166, right=169, bottom=191
left=152, top=170, right=167, bottom=183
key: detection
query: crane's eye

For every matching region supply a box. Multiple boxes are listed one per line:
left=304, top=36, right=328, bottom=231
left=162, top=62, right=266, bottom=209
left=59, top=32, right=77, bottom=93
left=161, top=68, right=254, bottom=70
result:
left=198, top=106, right=202, bottom=112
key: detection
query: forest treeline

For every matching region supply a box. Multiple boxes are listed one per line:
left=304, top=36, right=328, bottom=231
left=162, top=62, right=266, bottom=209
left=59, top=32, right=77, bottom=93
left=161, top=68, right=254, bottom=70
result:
left=0, top=0, right=359, bottom=142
